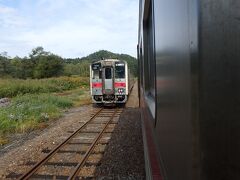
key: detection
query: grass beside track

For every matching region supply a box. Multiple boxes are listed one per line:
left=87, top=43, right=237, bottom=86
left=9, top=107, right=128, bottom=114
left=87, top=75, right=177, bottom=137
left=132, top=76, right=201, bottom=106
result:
left=0, top=77, right=91, bottom=145
left=0, top=76, right=89, bottom=98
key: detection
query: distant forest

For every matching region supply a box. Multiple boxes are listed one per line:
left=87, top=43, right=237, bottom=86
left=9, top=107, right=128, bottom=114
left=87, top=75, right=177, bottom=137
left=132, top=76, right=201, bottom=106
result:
left=0, top=47, right=138, bottom=79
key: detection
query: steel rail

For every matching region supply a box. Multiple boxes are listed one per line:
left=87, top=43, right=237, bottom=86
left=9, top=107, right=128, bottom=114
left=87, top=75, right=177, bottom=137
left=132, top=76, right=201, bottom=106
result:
left=68, top=108, right=119, bottom=180
left=18, top=108, right=103, bottom=180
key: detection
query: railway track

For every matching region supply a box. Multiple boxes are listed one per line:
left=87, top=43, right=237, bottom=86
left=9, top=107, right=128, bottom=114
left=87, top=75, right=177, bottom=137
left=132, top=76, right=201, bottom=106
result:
left=7, top=107, right=123, bottom=179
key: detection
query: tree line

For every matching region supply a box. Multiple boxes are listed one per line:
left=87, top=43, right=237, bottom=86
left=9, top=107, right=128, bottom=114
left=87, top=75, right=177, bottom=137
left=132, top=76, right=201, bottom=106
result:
left=0, top=47, right=138, bottom=79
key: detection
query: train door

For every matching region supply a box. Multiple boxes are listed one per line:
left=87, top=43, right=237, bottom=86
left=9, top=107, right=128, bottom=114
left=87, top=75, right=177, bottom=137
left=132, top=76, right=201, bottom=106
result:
left=103, top=67, right=114, bottom=94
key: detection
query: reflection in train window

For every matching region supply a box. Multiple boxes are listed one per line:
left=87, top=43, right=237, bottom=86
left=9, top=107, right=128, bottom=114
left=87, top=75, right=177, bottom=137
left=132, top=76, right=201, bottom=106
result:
left=115, top=65, right=125, bottom=78
left=143, top=0, right=155, bottom=98
left=139, top=45, right=143, bottom=87
left=142, top=0, right=156, bottom=120
left=105, top=68, right=112, bottom=79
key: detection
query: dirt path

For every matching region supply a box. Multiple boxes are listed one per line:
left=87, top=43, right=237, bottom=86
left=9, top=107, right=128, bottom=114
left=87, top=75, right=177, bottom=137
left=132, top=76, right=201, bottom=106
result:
left=126, top=81, right=139, bottom=108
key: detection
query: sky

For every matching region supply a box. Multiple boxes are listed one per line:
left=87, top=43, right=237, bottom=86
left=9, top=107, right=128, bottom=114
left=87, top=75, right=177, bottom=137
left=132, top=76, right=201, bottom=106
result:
left=0, top=0, right=139, bottom=58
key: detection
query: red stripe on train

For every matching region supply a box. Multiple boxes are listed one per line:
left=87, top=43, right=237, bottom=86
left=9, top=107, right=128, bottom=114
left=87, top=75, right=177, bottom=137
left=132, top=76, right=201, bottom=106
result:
left=92, top=82, right=102, bottom=88
left=141, top=93, right=163, bottom=180
left=114, top=82, right=126, bottom=87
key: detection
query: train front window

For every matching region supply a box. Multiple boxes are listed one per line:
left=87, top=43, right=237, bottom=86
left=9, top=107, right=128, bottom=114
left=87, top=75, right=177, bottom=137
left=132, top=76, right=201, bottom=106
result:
left=93, top=70, right=102, bottom=79
left=115, top=65, right=125, bottom=79
left=105, top=68, right=112, bottom=79
left=92, top=63, right=102, bottom=79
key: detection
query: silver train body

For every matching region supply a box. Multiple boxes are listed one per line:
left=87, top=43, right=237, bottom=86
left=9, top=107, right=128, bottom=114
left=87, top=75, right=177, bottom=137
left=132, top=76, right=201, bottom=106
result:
left=90, top=59, right=134, bottom=104
left=138, top=0, right=240, bottom=180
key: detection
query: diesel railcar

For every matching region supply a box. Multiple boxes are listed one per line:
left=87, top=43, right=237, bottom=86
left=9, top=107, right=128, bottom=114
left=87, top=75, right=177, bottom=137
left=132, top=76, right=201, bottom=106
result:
left=90, top=59, right=134, bottom=104
left=138, top=0, right=240, bottom=180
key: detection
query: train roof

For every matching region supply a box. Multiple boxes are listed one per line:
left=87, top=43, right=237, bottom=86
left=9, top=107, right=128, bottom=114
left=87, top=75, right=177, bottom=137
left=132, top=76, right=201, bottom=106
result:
left=92, top=59, right=127, bottom=64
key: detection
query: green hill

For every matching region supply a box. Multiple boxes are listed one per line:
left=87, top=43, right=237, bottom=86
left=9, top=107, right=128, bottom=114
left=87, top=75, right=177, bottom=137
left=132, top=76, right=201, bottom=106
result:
left=64, top=50, right=138, bottom=77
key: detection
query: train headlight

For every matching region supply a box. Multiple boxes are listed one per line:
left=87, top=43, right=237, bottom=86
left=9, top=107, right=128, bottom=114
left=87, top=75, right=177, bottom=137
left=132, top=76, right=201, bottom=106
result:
left=118, top=88, right=124, bottom=94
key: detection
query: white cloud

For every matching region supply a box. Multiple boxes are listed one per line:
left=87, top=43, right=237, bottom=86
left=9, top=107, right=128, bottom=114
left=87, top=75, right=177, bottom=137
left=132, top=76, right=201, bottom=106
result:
left=0, top=5, right=26, bottom=28
left=0, top=0, right=138, bottom=58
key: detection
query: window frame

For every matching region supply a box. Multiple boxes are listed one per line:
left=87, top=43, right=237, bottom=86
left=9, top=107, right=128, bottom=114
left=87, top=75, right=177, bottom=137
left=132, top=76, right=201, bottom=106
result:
left=143, top=0, right=156, bottom=120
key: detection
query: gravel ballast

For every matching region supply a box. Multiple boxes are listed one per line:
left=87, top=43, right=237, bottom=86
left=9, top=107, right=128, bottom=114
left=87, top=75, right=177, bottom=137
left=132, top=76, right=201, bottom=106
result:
left=94, top=107, right=145, bottom=179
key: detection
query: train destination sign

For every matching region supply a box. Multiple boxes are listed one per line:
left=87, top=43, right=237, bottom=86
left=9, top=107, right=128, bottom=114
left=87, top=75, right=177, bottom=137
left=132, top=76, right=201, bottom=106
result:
left=92, top=63, right=101, bottom=70
left=115, top=62, right=125, bottom=66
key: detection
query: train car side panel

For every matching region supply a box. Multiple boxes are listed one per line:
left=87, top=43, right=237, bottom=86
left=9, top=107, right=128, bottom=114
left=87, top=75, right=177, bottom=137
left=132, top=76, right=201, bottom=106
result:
left=139, top=0, right=240, bottom=179
left=154, top=0, right=197, bottom=179
left=138, top=0, right=199, bottom=179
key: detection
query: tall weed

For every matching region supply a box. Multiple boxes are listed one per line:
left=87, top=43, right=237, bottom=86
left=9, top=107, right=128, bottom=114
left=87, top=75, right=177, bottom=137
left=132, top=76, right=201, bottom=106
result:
left=0, top=94, right=73, bottom=135
left=0, top=77, right=89, bottom=98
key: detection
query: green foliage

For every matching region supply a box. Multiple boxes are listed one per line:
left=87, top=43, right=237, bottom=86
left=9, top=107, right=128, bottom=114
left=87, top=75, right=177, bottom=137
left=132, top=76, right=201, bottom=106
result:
left=0, top=94, right=73, bottom=134
left=0, top=77, right=89, bottom=98
left=1, top=47, right=63, bottom=79
left=63, top=60, right=89, bottom=77
left=33, top=54, right=63, bottom=78
left=0, top=48, right=137, bottom=78
left=10, top=56, right=34, bottom=78
left=29, top=46, right=50, bottom=58
left=0, top=55, right=12, bottom=76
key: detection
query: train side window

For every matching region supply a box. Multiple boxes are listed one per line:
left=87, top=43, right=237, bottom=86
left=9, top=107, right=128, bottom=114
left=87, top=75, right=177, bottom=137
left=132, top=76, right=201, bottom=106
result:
left=92, top=63, right=102, bottom=79
left=115, top=65, right=125, bottom=79
left=105, top=68, right=112, bottom=79
left=99, top=70, right=102, bottom=79
left=92, top=69, right=102, bottom=79
left=143, top=0, right=156, bottom=119
left=139, top=45, right=144, bottom=87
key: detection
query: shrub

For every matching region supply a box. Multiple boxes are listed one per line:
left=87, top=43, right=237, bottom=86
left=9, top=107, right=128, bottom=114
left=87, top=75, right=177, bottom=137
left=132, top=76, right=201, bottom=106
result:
left=0, top=76, right=89, bottom=98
